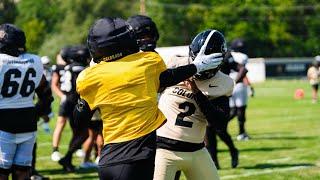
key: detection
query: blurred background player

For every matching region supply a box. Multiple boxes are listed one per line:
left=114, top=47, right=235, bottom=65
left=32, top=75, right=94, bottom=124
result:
left=127, top=15, right=159, bottom=52
left=57, top=45, right=90, bottom=172
left=155, top=30, right=227, bottom=180
left=41, top=56, right=52, bottom=83
left=51, top=47, right=69, bottom=162
left=80, top=111, right=103, bottom=169
left=221, top=38, right=250, bottom=141
left=73, top=17, right=224, bottom=180
left=307, top=56, right=320, bottom=103
left=0, top=23, right=53, bottom=180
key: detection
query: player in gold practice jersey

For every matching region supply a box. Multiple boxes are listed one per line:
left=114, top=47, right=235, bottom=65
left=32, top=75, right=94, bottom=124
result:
left=73, top=17, right=224, bottom=180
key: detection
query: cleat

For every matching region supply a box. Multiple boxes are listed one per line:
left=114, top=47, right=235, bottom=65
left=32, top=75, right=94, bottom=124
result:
left=58, top=157, right=75, bottom=173
left=51, top=151, right=62, bottom=162
left=231, top=149, right=239, bottom=168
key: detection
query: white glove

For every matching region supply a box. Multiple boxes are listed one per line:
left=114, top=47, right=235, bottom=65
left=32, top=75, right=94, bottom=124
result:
left=192, top=31, right=223, bottom=73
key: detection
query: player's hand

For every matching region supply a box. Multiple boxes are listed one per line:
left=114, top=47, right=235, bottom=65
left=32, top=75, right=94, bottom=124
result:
left=249, top=86, right=255, bottom=97
left=192, top=31, right=223, bottom=73
left=184, top=79, right=200, bottom=93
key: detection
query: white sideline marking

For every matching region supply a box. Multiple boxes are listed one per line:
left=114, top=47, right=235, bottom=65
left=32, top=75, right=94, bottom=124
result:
left=221, top=166, right=311, bottom=179
left=267, top=157, right=291, bottom=163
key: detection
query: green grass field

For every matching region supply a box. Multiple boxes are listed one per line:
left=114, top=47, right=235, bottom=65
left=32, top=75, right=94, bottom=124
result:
left=35, top=79, right=320, bottom=180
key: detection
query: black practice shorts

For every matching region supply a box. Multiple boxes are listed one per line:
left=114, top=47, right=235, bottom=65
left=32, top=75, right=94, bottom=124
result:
left=58, top=100, right=76, bottom=118
left=312, top=84, right=319, bottom=91
left=89, top=120, right=103, bottom=133
left=98, top=158, right=154, bottom=180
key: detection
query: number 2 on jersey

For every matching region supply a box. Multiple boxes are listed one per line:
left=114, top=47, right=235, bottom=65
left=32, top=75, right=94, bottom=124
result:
left=175, top=101, right=196, bottom=128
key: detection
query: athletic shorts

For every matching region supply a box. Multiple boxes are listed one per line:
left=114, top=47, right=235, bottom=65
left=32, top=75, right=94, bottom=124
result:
left=58, top=99, right=76, bottom=118
left=89, top=120, right=103, bottom=133
left=154, top=148, right=220, bottom=180
left=0, top=130, right=36, bottom=169
left=229, top=82, right=248, bottom=107
left=312, top=84, right=319, bottom=91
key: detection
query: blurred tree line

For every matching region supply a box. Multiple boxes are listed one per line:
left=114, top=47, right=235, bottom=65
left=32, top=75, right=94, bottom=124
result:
left=1, top=0, right=319, bottom=60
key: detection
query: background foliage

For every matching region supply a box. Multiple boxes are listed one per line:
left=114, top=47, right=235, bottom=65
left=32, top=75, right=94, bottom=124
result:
left=1, top=0, right=319, bottom=60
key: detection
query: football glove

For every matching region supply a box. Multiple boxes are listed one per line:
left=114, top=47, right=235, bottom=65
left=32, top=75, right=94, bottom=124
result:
left=192, top=31, right=223, bottom=73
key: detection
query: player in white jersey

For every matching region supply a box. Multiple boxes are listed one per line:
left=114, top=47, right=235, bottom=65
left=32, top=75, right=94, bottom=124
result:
left=222, top=38, right=251, bottom=141
left=155, top=30, right=230, bottom=180
left=0, top=24, right=53, bottom=180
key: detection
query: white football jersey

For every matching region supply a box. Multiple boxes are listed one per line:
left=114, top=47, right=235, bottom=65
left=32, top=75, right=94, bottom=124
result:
left=157, top=55, right=234, bottom=143
left=229, top=52, right=248, bottom=80
left=0, top=53, right=43, bottom=109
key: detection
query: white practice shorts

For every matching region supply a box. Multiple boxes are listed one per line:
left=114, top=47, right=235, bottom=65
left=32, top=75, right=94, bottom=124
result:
left=154, top=148, right=220, bottom=180
left=0, top=130, right=36, bottom=169
left=229, top=82, right=248, bottom=107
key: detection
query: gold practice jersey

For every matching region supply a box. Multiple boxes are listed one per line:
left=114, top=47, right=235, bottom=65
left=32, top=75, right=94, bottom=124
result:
left=157, top=55, right=234, bottom=143
left=76, top=52, right=167, bottom=144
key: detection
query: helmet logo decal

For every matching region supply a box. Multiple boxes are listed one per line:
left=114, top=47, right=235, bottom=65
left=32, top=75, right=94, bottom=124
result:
left=0, top=30, right=6, bottom=39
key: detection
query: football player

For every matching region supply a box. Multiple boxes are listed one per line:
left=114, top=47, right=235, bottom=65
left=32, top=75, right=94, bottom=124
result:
left=127, top=15, right=159, bottom=52
left=51, top=47, right=69, bottom=162
left=221, top=38, right=250, bottom=141
left=307, top=57, right=320, bottom=103
left=0, top=23, right=53, bottom=180
left=73, top=17, right=223, bottom=180
left=155, top=30, right=233, bottom=180
left=56, top=45, right=91, bottom=172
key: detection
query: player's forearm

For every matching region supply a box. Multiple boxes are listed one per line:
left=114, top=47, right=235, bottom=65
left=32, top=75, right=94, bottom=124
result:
left=73, top=99, right=94, bottom=128
left=235, top=67, right=248, bottom=83
left=159, top=64, right=197, bottom=88
left=193, top=91, right=227, bottom=125
left=35, top=76, right=54, bottom=116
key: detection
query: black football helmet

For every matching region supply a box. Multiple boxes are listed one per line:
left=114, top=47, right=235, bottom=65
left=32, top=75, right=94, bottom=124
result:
left=127, top=15, right=159, bottom=52
left=230, top=38, right=246, bottom=53
left=87, top=17, right=139, bottom=63
left=61, top=45, right=90, bottom=66
left=0, top=23, right=26, bottom=57
left=189, top=29, right=227, bottom=80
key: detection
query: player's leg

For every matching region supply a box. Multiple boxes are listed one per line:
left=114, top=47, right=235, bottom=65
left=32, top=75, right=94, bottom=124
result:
left=11, top=165, right=31, bottom=180
left=80, top=125, right=98, bottom=168
left=229, top=96, right=237, bottom=120
left=153, top=148, right=180, bottom=180
left=94, top=121, right=104, bottom=163
left=98, top=158, right=154, bottom=180
left=204, top=126, right=220, bottom=169
left=184, top=148, right=220, bottom=180
left=59, top=107, right=89, bottom=172
left=52, top=102, right=68, bottom=161
left=311, top=84, right=318, bottom=103
left=0, top=131, right=17, bottom=180
left=216, top=122, right=239, bottom=168
left=12, top=132, right=36, bottom=180
left=234, top=83, right=249, bottom=140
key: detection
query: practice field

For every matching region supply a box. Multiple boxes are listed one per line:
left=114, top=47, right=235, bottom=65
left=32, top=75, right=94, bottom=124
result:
left=35, top=79, right=320, bottom=180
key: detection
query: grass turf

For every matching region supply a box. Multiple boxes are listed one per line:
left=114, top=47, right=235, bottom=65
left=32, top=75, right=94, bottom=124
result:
left=34, top=79, right=320, bottom=180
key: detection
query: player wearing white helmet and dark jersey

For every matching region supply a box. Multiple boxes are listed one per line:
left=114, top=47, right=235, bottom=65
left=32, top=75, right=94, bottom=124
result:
left=155, top=29, right=235, bottom=180
left=0, top=23, right=53, bottom=180
left=220, top=38, right=251, bottom=141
